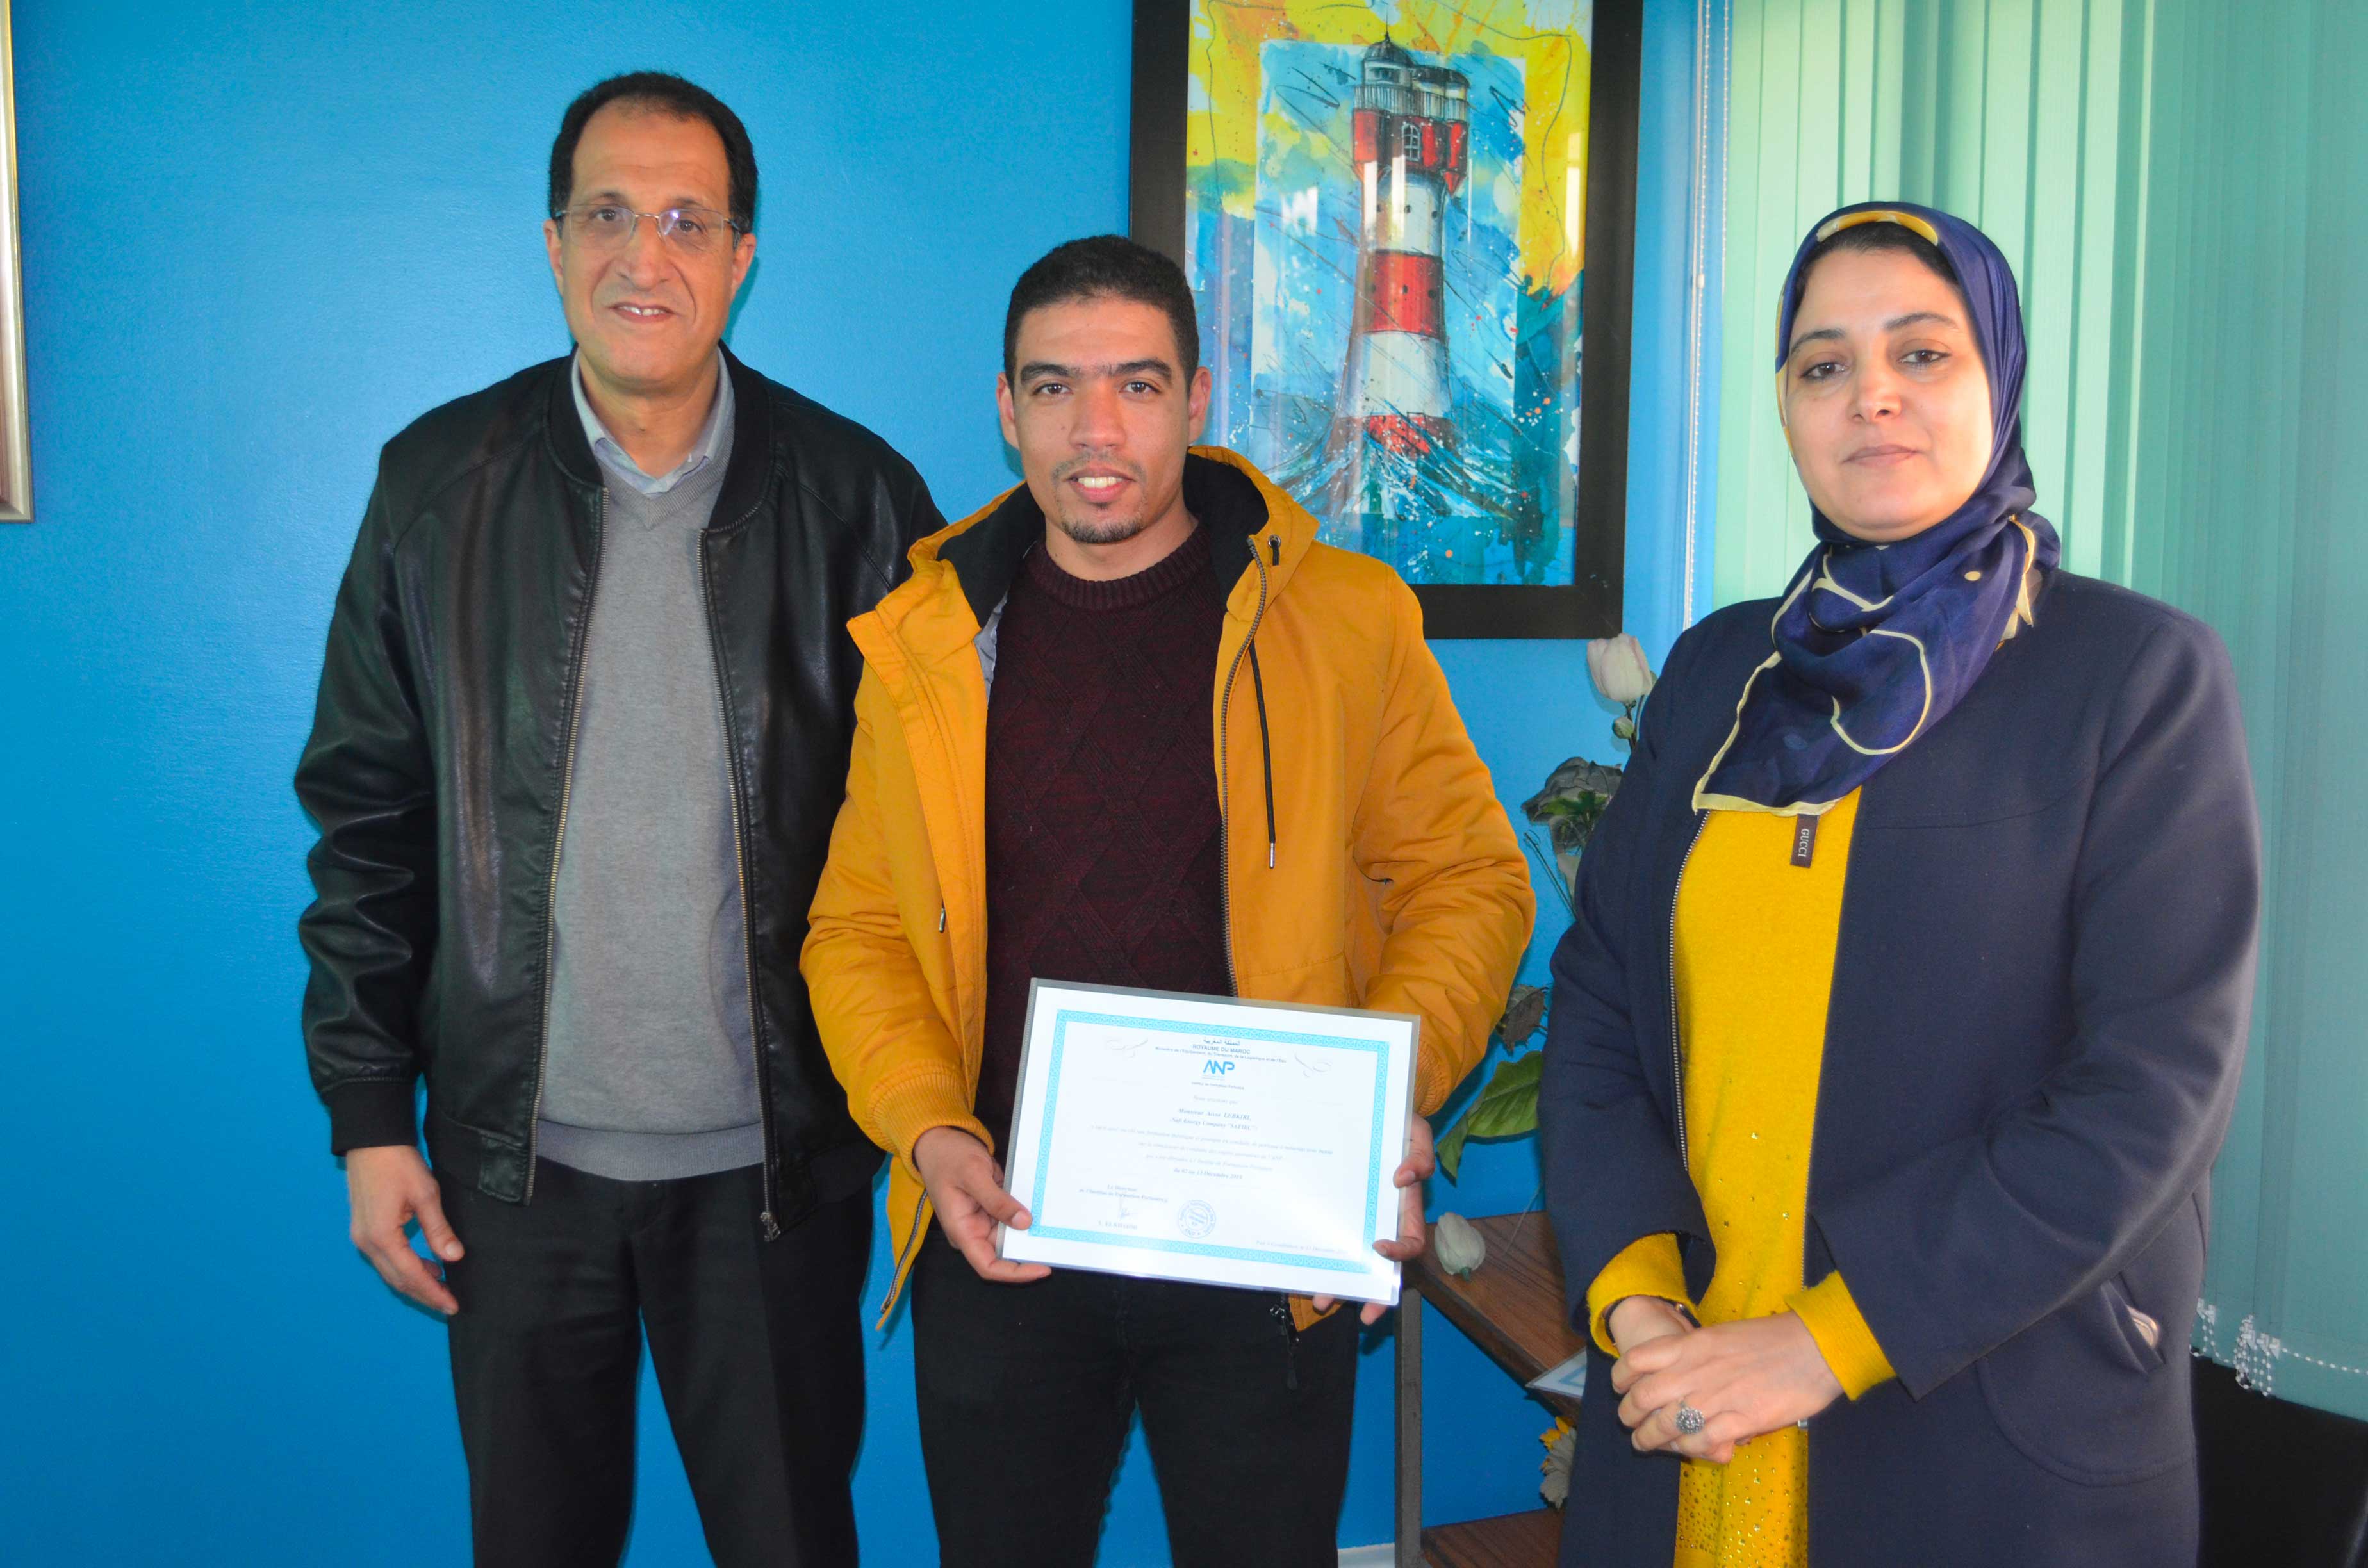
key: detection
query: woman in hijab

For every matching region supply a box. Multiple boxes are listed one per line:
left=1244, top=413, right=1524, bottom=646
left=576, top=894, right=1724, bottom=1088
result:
left=1538, top=202, right=2260, bottom=1568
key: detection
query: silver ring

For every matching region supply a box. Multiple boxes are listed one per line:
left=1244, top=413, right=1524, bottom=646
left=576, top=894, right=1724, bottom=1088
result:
left=1674, top=1404, right=1707, bottom=1435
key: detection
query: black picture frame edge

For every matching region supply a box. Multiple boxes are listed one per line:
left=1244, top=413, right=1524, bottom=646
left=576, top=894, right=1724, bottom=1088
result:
left=1129, top=0, right=1192, bottom=270
left=1127, top=0, right=1645, bottom=641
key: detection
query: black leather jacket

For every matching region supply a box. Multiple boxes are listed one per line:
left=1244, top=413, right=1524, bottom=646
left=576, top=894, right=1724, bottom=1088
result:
left=296, top=347, right=940, bottom=1232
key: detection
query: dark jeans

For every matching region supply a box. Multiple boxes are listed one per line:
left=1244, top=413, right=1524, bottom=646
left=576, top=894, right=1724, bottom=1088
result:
left=910, top=1229, right=1358, bottom=1568
left=438, top=1159, right=871, bottom=1567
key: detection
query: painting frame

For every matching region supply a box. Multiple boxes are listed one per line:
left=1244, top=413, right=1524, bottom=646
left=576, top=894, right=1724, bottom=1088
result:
left=0, top=0, right=27, bottom=523
left=1130, top=0, right=1641, bottom=639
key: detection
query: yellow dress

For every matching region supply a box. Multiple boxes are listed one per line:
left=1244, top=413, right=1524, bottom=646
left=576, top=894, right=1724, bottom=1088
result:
left=1582, top=791, right=1895, bottom=1568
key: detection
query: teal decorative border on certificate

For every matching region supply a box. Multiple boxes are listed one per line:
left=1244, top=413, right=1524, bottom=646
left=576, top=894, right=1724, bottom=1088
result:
left=1023, top=1008, right=1394, bottom=1275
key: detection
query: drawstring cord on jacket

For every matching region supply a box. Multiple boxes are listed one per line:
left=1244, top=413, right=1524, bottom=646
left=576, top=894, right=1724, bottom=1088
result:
left=1247, top=644, right=1276, bottom=869
left=1250, top=535, right=1279, bottom=868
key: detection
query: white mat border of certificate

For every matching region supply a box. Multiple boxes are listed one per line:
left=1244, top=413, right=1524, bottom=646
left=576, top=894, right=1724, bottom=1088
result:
left=996, top=979, right=1420, bottom=1304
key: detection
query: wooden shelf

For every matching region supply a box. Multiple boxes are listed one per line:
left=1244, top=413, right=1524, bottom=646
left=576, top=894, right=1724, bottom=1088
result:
left=1405, top=1211, right=1589, bottom=1419
left=1421, top=1508, right=1566, bottom=1567
left=1395, top=1210, right=1584, bottom=1565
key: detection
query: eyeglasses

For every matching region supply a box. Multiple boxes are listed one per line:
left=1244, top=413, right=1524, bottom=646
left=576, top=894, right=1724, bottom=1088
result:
left=552, top=203, right=746, bottom=256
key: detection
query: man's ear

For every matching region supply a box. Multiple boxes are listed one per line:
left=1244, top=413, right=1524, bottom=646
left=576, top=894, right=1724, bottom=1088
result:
left=1186, top=364, right=1213, bottom=444
left=543, top=219, right=566, bottom=296
left=996, top=373, right=1020, bottom=451
left=730, top=229, right=757, bottom=298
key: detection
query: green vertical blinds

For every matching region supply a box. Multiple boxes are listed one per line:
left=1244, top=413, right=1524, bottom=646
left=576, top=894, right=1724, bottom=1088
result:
left=1713, top=0, right=2368, bottom=1419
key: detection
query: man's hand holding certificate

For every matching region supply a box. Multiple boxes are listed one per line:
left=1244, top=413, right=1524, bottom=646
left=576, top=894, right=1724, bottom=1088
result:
left=1311, top=1107, right=1438, bottom=1325
left=982, top=981, right=1427, bottom=1316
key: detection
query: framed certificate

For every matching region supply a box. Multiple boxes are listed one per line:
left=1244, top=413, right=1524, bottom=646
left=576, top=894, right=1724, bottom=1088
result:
left=998, top=980, right=1420, bottom=1305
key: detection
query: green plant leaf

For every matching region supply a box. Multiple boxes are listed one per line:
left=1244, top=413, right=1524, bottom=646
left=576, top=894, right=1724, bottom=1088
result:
left=1436, top=1116, right=1470, bottom=1182
left=1463, top=1051, right=1543, bottom=1139
left=1435, top=1049, right=1547, bottom=1182
left=1522, top=757, right=1626, bottom=824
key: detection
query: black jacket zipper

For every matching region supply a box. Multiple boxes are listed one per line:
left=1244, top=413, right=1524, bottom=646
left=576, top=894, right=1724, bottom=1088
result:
left=702, top=537, right=784, bottom=1241
left=525, top=487, right=605, bottom=1205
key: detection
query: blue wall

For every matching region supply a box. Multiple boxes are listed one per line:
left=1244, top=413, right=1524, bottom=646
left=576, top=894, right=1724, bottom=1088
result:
left=0, top=2, right=1702, bottom=1561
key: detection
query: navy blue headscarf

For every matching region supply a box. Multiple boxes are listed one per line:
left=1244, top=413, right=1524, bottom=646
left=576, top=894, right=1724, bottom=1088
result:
left=1693, top=202, right=2061, bottom=815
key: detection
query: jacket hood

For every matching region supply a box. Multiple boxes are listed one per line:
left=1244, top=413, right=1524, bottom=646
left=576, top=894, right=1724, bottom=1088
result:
left=871, top=447, right=1321, bottom=648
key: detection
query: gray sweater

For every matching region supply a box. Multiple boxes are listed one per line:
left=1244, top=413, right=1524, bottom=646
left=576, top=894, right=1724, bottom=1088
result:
left=538, top=368, right=764, bottom=1181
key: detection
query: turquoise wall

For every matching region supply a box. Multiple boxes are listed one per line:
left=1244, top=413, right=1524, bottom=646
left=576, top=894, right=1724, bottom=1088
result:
left=0, top=1, right=1713, bottom=1558
left=1713, top=0, right=2368, bottom=1419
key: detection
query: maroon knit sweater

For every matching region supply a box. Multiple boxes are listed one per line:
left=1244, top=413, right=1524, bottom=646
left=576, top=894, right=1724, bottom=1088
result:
left=974, top=524, right=1233, bottom=1148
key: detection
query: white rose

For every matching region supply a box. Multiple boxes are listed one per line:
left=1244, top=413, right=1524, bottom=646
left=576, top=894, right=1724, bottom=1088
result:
left=1433, top=1211, right=1487, bottom=1279
left=1586, top=632, right=1656, bottom=706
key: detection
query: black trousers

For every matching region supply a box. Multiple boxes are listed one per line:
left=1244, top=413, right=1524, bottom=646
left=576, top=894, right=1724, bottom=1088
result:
left=438, top=1159, right=871, bottom=1567
left=910, top=1229, right=1359, bottom=1568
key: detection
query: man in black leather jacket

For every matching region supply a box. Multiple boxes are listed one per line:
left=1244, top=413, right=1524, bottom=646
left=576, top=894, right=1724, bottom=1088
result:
left=295, top=72, right=939, bottom=1566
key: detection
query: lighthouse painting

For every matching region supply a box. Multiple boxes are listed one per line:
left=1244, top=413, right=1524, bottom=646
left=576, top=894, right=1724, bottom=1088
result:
left=1269, top=37, right=1521, bottom=583
left=1176, top=0, right=1625, bottom=624
left=1338, top=40, right=1469, bottom=470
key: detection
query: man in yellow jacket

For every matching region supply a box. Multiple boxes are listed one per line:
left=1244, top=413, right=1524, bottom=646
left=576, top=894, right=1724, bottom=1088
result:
left=803, top=236, right=1532, bottom=1567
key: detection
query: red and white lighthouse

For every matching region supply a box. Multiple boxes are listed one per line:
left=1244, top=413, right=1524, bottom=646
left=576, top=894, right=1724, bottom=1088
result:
left=1344, top=38, right=1470, bottom=457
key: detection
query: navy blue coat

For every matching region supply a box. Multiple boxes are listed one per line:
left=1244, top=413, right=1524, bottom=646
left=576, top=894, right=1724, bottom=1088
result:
left=1540, top=571, right=2260, bottom=1567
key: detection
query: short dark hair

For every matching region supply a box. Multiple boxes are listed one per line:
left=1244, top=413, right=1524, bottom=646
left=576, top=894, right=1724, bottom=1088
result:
left=548, top=72, right=757, bottom=232
left=1791, top=218, right=1964, bottom=318
left=1004, top=236, right=1200, bottom=382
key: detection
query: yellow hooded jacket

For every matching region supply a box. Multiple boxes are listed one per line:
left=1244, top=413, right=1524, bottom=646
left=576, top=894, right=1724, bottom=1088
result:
left=802, top=448, right=1534, bottom=1327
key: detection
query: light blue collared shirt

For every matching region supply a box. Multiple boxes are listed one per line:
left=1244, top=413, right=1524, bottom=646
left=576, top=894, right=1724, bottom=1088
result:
left=570, top=350, right=734, bottom=496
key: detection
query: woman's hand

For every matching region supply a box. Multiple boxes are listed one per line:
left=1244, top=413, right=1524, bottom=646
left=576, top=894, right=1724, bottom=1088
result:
left=1611, top=1311, right=1843, bottom=1463
left=1607, top=1294, right=1693, bottom=1355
